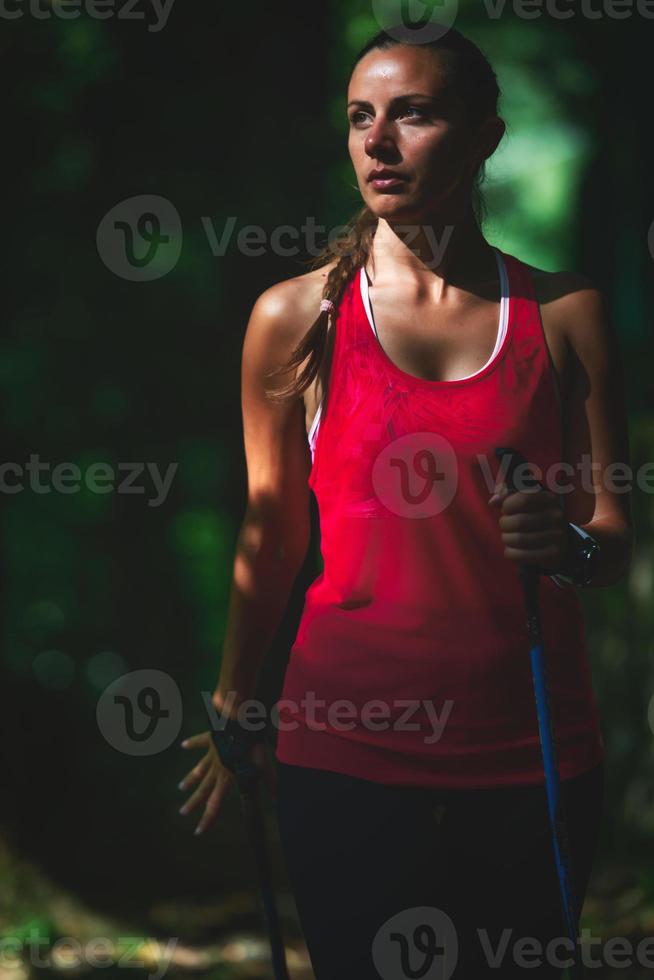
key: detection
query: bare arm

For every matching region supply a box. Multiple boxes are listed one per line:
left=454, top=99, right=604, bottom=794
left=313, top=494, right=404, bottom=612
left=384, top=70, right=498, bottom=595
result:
left=211, top=279, right=314, bottom=721
left=555, top=276, right=634, bottom=587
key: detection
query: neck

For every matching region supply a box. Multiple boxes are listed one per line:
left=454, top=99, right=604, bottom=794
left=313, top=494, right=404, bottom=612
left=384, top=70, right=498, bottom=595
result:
left=368, top=202, right=496, bottom=290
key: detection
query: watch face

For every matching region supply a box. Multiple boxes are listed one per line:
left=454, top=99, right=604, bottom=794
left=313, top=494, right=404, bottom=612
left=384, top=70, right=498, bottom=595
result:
left=580, top=539, right=600, bottom=584
left=560, top=529, right=599, bottom=586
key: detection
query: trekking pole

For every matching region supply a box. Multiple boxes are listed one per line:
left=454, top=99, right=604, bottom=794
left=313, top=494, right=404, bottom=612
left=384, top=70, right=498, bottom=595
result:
left=211, top=722, right=290, bottom=980
left=494, top=447, right=585, bottom=980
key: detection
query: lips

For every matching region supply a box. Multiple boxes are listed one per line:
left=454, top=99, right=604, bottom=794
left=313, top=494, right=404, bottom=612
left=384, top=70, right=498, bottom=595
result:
left=367, top=169, right=409, bottom=182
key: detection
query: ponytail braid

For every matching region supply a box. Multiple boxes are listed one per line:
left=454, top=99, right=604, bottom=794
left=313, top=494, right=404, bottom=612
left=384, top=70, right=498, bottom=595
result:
left=263, top=205, right=378, bottom=402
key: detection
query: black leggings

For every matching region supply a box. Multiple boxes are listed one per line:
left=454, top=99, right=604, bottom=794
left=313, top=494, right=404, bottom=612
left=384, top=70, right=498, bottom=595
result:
left=275, top=758, right=605, bottom=980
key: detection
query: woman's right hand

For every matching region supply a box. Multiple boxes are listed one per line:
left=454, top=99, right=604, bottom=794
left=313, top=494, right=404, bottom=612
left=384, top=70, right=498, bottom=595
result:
left=178, top=731, right=278, bottom=836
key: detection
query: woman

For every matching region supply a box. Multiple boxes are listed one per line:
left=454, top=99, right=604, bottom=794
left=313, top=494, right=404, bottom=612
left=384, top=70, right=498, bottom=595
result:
left=179, top=25, right=634, bottom=980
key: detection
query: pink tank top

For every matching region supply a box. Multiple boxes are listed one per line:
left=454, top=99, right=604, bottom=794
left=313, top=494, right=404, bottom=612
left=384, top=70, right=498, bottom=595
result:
left=274, top=249, right=604, bottom=788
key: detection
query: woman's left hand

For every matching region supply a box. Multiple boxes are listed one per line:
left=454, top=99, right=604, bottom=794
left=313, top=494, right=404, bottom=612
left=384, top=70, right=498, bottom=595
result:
left=488, top=482, right=569, bottom=574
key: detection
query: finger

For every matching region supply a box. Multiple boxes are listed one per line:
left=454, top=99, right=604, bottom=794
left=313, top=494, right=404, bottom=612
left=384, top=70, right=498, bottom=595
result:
left=489, top=486, right=546, bottom=507
left=500, top=490, right=559, bottom=514
left=180, top=732, right=210, bottom=750
left=503, top=543, right=561, bottom=564
left=179, top=767, right=215, bottom=817
left=502, top=528, right=563, bottom=549
left=178, top=753, right=212, bottom=792
left=194, top=781, right=228, bottom=836
left=499, top=509, right=564, bottom=532
left=488, top=481, right=508, bottom=505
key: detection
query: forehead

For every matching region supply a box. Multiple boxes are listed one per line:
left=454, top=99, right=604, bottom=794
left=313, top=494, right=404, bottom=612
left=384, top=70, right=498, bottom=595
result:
left=347, top=45, right=447, bottom=101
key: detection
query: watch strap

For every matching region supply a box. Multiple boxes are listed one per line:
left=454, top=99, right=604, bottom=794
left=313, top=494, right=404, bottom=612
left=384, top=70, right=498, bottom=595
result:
left=210, top=715, right=269, bottom=786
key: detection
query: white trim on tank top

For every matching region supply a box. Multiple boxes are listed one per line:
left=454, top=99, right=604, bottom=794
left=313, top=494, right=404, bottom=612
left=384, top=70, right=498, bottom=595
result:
left=307, top=247, right=509, bottom=457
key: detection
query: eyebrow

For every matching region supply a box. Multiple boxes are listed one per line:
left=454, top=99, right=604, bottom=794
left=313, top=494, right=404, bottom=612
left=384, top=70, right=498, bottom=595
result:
left=346, top=93, right=440, bottom=110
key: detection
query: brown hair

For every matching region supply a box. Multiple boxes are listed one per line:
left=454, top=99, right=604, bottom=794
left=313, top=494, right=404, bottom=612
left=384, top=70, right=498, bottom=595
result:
left=264, top=25, right=502, bottom=402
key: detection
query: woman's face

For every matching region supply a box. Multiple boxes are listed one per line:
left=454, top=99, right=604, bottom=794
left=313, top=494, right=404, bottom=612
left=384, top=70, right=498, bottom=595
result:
left=347, top=44, right=480, bottom=221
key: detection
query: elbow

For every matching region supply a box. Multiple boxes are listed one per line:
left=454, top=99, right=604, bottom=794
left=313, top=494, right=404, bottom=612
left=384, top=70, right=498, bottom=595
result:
left=270, top=533, right=310, bottom=572
left=240, top=506, right=310, bottom=574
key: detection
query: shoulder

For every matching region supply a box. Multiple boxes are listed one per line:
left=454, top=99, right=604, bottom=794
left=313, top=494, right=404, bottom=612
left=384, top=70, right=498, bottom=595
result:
left=522, top=261, right=612, bottom=350
left=241, top=259, right=342, bottom=404
left=246, top=258, right=341, bottom=353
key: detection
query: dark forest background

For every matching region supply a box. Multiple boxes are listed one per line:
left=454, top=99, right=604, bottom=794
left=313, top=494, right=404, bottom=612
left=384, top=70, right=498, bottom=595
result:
left=1, top=0, right=653, bottom=977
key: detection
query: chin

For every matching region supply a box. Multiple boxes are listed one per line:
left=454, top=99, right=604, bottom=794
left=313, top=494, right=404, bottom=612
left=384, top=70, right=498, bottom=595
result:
left=366, top=196, right=423, bottom=222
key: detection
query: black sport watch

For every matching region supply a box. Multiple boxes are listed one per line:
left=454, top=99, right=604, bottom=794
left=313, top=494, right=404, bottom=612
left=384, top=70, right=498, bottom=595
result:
left=551, top=522, right=601, bottom=588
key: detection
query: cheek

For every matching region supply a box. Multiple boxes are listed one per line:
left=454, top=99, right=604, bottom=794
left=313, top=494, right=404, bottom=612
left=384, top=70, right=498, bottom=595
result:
left=419, top=130, right=466, bottom=168
left=348, top=133, right=363, bottom=167
left=349, top=139, right=371, bottom=186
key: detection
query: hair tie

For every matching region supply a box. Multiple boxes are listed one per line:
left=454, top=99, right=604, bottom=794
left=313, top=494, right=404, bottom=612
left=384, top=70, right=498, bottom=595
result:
left=320, top=299, right=336, bottom=316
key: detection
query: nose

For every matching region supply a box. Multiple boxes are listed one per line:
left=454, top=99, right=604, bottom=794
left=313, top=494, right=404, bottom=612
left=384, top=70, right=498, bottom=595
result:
left=364, top=115, right=396, bottom=158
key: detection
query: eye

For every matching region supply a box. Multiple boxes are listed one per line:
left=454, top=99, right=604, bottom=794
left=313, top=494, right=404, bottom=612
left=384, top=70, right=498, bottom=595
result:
left=397, top=105, right=427, bottom=120
left=348, top=104, right=429, bottom=127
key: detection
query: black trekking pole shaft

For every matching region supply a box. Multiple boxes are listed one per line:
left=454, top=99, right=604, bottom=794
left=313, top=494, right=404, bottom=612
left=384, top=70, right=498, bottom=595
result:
left=238, top=776, right=290, bottom=980
left=211, top=724, right=290, bottom=980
